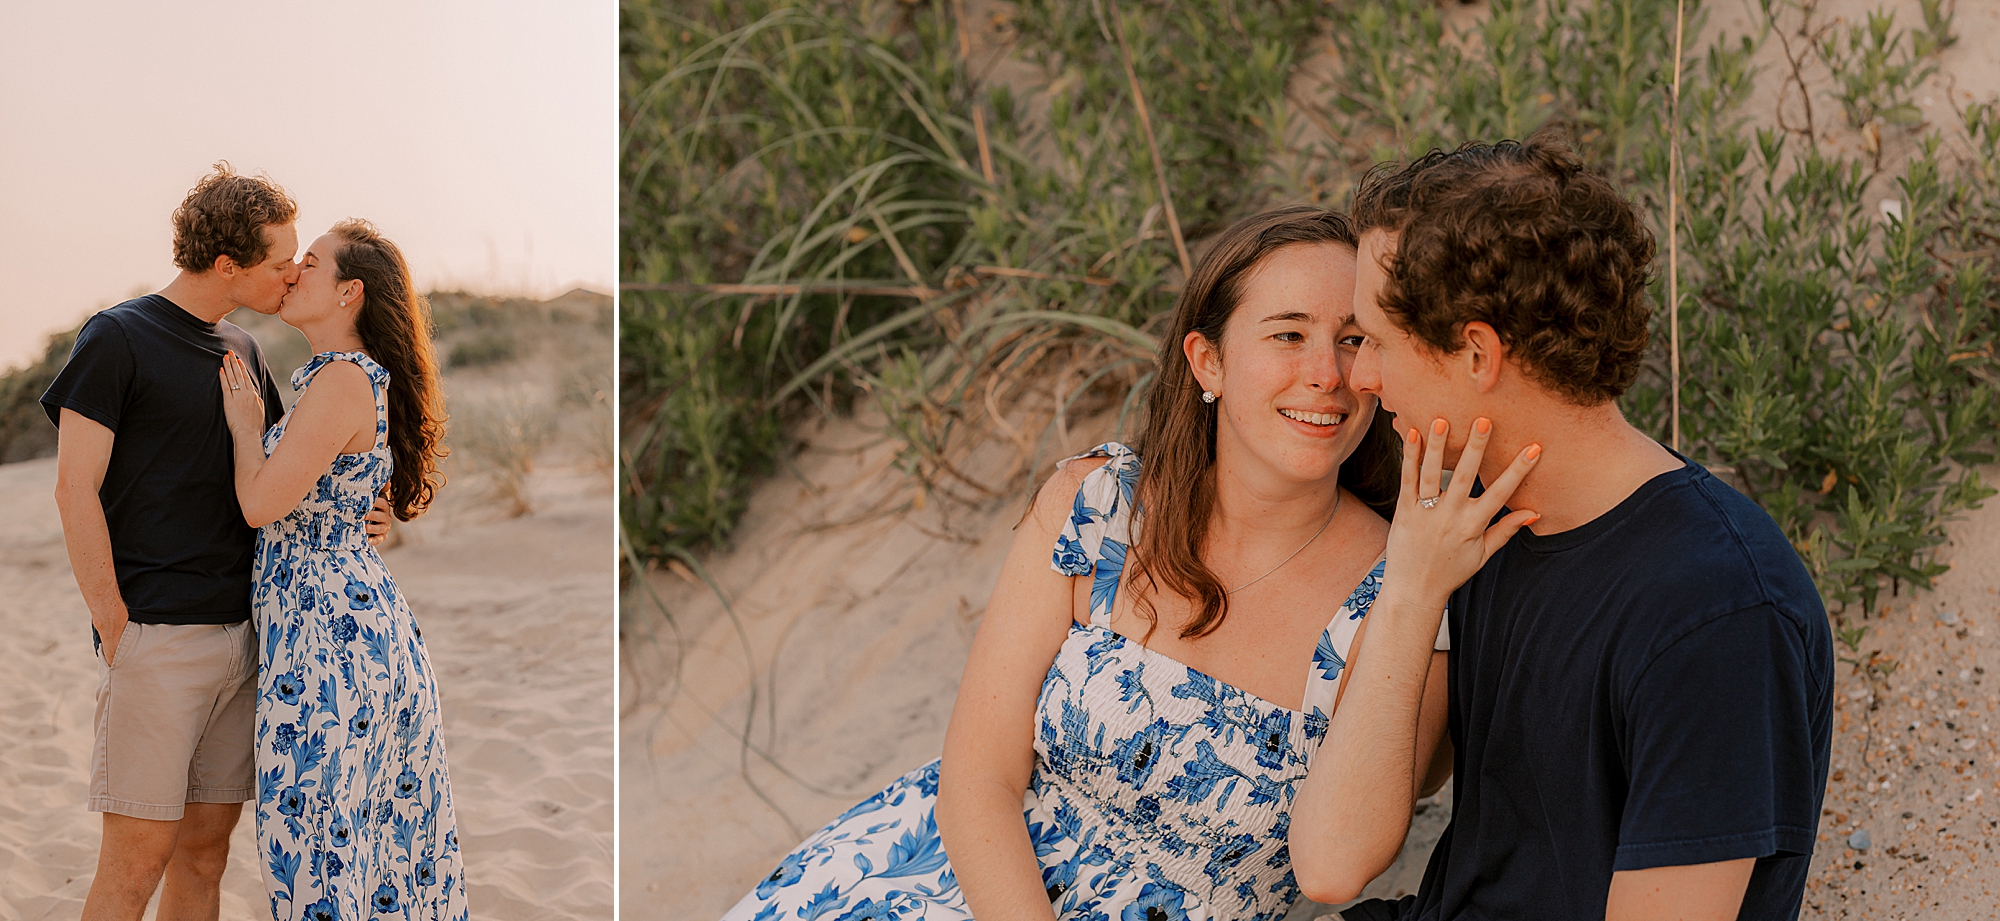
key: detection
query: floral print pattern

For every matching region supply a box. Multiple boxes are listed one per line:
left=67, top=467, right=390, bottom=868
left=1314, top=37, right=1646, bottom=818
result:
left=253, top=352, right=468, bottom=921
left=721, top=443, right=1423, bottom=921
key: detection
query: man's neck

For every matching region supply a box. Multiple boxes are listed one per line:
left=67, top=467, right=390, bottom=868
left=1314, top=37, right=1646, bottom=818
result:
left=157, top=273, right=239, bottom=325
left=1483, top=400, right=1683, bottom=536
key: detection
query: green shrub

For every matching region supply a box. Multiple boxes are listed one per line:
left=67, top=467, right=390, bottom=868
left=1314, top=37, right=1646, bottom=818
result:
left=622, top=0, right=2000, bottom=620
left=0, top=326, right=79, bottom=464
left=449, top=330, right=519, bottom=368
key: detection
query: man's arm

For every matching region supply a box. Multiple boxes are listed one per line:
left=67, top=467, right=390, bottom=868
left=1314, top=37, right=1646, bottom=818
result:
left=52, top=409, right=129, bottom=662
left=1607, top=859, right=1755, bottom=921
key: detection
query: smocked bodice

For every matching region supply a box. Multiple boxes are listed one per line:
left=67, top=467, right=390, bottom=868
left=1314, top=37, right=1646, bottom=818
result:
left=259, top=351, right=392, bottom=551
left=1025, top=442, right=1381, bottom=920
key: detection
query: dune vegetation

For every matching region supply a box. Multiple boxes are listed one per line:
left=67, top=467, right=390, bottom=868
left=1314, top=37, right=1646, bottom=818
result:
left=622, top=0, right=1999, bottom=660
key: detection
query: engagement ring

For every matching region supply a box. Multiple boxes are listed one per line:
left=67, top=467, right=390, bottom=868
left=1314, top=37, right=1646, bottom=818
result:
left=1419, top=496, right=1439, bottom=509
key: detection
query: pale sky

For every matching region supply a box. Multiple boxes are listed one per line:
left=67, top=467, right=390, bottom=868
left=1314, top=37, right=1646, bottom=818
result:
left=0, top=0, right=615, bottom=371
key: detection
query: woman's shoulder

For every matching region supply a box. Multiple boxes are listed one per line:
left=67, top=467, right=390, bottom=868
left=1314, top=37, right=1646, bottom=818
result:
left=290, top=355, right=375, bottom=413
left=292, top=351, right=388, bottom=392
left=1034, top=442, right=1138, bottom=509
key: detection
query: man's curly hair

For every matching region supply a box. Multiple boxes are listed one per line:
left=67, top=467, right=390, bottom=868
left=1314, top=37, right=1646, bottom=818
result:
left=171, top=162, right=298, bottom=273
left=1350, top=128, right=1655, bottom=405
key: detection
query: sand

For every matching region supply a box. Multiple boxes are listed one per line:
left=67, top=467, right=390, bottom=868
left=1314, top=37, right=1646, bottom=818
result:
left=0, top=443, right=614, bottom=918
left=1796, top=485, right=2000, bottom=918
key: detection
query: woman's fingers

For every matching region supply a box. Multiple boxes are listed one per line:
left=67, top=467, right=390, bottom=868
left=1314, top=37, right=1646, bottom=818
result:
left=1418, top=418, right=1446, bottom=500
left=1473, top=442, right=1542, bottom=520
left=1398, top=424, right=1422, bottom=508
left=1450, top=417, right=1492, bottom=499
left=1482, top=507, right=1542, bottom=559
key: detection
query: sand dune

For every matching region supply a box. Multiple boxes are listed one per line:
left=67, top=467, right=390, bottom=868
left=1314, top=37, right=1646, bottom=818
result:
left=0, top=452, right=613, bottom=920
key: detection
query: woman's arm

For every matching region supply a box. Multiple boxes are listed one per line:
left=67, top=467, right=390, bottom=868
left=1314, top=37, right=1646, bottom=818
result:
left=935, top=461, right=1103, bottom=921
left=220, top=352, right=374, bottom=527
left=1289, top=419, right=1537, bottom=903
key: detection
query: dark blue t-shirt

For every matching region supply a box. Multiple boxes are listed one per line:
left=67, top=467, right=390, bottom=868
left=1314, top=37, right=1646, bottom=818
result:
left=1349, top=459, right=1833, bottom=920
left=42, top=294, right=285, bottom=624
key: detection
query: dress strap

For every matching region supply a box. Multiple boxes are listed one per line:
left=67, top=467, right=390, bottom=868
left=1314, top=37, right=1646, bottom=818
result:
left=1049, top=442, right=1141, bottom=628
left=1301, top=556, right=1451, bottom=721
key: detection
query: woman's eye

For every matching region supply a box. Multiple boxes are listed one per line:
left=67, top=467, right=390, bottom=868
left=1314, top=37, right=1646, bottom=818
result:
left=1274, top=331, right=1304, bottom=343
left=1340, top=335, right=1365, bottom=348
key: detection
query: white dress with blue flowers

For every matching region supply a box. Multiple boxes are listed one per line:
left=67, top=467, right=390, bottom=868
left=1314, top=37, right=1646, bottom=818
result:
left=252, top=352, right=469, bottom=921
left=720, top=443, right=1445, bottom=921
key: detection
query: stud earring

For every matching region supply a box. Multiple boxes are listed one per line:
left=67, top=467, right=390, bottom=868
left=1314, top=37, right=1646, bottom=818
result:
left=1201, top=390, right=1218, bottom=404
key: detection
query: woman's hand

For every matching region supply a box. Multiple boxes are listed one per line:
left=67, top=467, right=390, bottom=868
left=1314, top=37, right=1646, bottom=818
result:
left=1381, top=417, right=1541, bottom=609
left=218, top=351, right=266, bottom=440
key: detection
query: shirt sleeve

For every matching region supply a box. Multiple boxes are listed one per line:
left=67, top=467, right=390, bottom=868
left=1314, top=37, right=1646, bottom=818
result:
left=1612, top=604, right=1825, bottom=871
left=40, top=314, right=133, bottom=431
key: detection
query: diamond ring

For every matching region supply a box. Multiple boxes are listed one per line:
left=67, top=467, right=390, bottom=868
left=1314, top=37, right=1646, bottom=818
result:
left=231, top=385, right=241, bottom=391
left=1418, top=496, right=1439, bottom=509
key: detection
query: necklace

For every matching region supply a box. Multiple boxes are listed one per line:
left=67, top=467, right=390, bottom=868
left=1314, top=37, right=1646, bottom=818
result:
left=1225, top=491, right=1341, bottom=595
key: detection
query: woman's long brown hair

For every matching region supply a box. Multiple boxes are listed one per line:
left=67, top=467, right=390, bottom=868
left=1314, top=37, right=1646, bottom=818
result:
left=1131, top=205, right=1402, bottom=641
left=332, top=219, right=448, bottom=520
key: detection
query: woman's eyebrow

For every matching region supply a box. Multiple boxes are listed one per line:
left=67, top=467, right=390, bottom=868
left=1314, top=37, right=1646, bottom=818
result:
left=1259, top=310, right=1313, bottom=323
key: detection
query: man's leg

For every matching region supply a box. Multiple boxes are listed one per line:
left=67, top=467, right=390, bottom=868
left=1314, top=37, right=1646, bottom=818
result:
left=84, top=623, right=252, bottom=921
left=157, top=802, right=243, bottom=921
left=82, top=814, right=179, bottom=921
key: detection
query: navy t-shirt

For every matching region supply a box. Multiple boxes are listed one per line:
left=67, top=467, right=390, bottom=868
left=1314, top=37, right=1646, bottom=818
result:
left=42, top=294, right=286, bottom=624
left=1349, top=459, right=1833, bottom=920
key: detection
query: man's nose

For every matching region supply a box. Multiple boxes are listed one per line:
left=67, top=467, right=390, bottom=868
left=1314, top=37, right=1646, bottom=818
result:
left=1350, top=345, right=1381, bottom=396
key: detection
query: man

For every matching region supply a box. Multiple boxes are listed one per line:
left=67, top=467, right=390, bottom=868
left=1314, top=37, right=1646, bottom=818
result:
left=1298, top=132, right=1833, bottom=919
left=44, top=164, right=387, bottom=921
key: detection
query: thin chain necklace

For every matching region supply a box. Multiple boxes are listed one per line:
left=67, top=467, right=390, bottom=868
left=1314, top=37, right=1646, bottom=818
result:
left=1225, top=491, right=1341, bottom=595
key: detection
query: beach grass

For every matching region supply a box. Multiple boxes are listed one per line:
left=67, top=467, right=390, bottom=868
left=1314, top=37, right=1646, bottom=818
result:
left=623, top=0, right=2000, bottom=624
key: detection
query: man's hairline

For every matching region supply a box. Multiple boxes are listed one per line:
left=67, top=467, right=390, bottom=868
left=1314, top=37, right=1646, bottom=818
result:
left=189, top=221, right=299, bottom=275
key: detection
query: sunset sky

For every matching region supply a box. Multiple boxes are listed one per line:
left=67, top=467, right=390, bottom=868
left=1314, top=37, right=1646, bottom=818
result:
left=0, top=0, right=615, bottom=370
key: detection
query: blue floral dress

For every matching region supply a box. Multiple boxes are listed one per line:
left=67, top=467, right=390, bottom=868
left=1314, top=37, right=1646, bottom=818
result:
left=252, top=352, right=469, bottom=921
left=720, top=443, right=1446, bottom=921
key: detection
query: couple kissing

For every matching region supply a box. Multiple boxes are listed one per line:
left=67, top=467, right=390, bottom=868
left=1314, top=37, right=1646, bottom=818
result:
left=45, top=164, right=470, bottom=921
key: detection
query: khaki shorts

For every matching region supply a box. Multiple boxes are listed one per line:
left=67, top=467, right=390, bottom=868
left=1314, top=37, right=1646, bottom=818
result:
left=90, top=621, right=257, bottom=820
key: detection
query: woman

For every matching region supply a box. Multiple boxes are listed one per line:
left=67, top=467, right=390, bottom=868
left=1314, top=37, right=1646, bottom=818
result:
left=718, top=207, right=1537, bottom=921
left=220, top=220, right=467, bottom=921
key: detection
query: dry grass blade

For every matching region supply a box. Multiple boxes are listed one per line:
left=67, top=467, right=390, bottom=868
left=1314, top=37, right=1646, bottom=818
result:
left=1106, top=0, right=1193, bottom=280
left=1668, top=0, right=1686, bottom=453
left=621, top=281, right=939, bottom=299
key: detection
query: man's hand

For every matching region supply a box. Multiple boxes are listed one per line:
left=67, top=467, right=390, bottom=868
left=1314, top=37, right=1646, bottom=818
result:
left=94, top=610, right=131, bottom=666
left=366, top=493, right=394, bottom=546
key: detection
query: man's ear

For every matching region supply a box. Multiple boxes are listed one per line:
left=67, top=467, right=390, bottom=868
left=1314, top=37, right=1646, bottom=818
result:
left=212, top=253, right=242, bottom=280
left=1461, top=321, right=1506, bottom=393
left=1183, top=329, right=1222, bottom=395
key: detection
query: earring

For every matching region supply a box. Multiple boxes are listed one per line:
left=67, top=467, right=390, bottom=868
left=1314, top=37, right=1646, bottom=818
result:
left=1201, top=390, right=1217, bottom=404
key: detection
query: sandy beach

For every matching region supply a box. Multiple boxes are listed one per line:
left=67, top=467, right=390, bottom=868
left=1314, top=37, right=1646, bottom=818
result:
left=0, top=299, right=615, bottom=920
